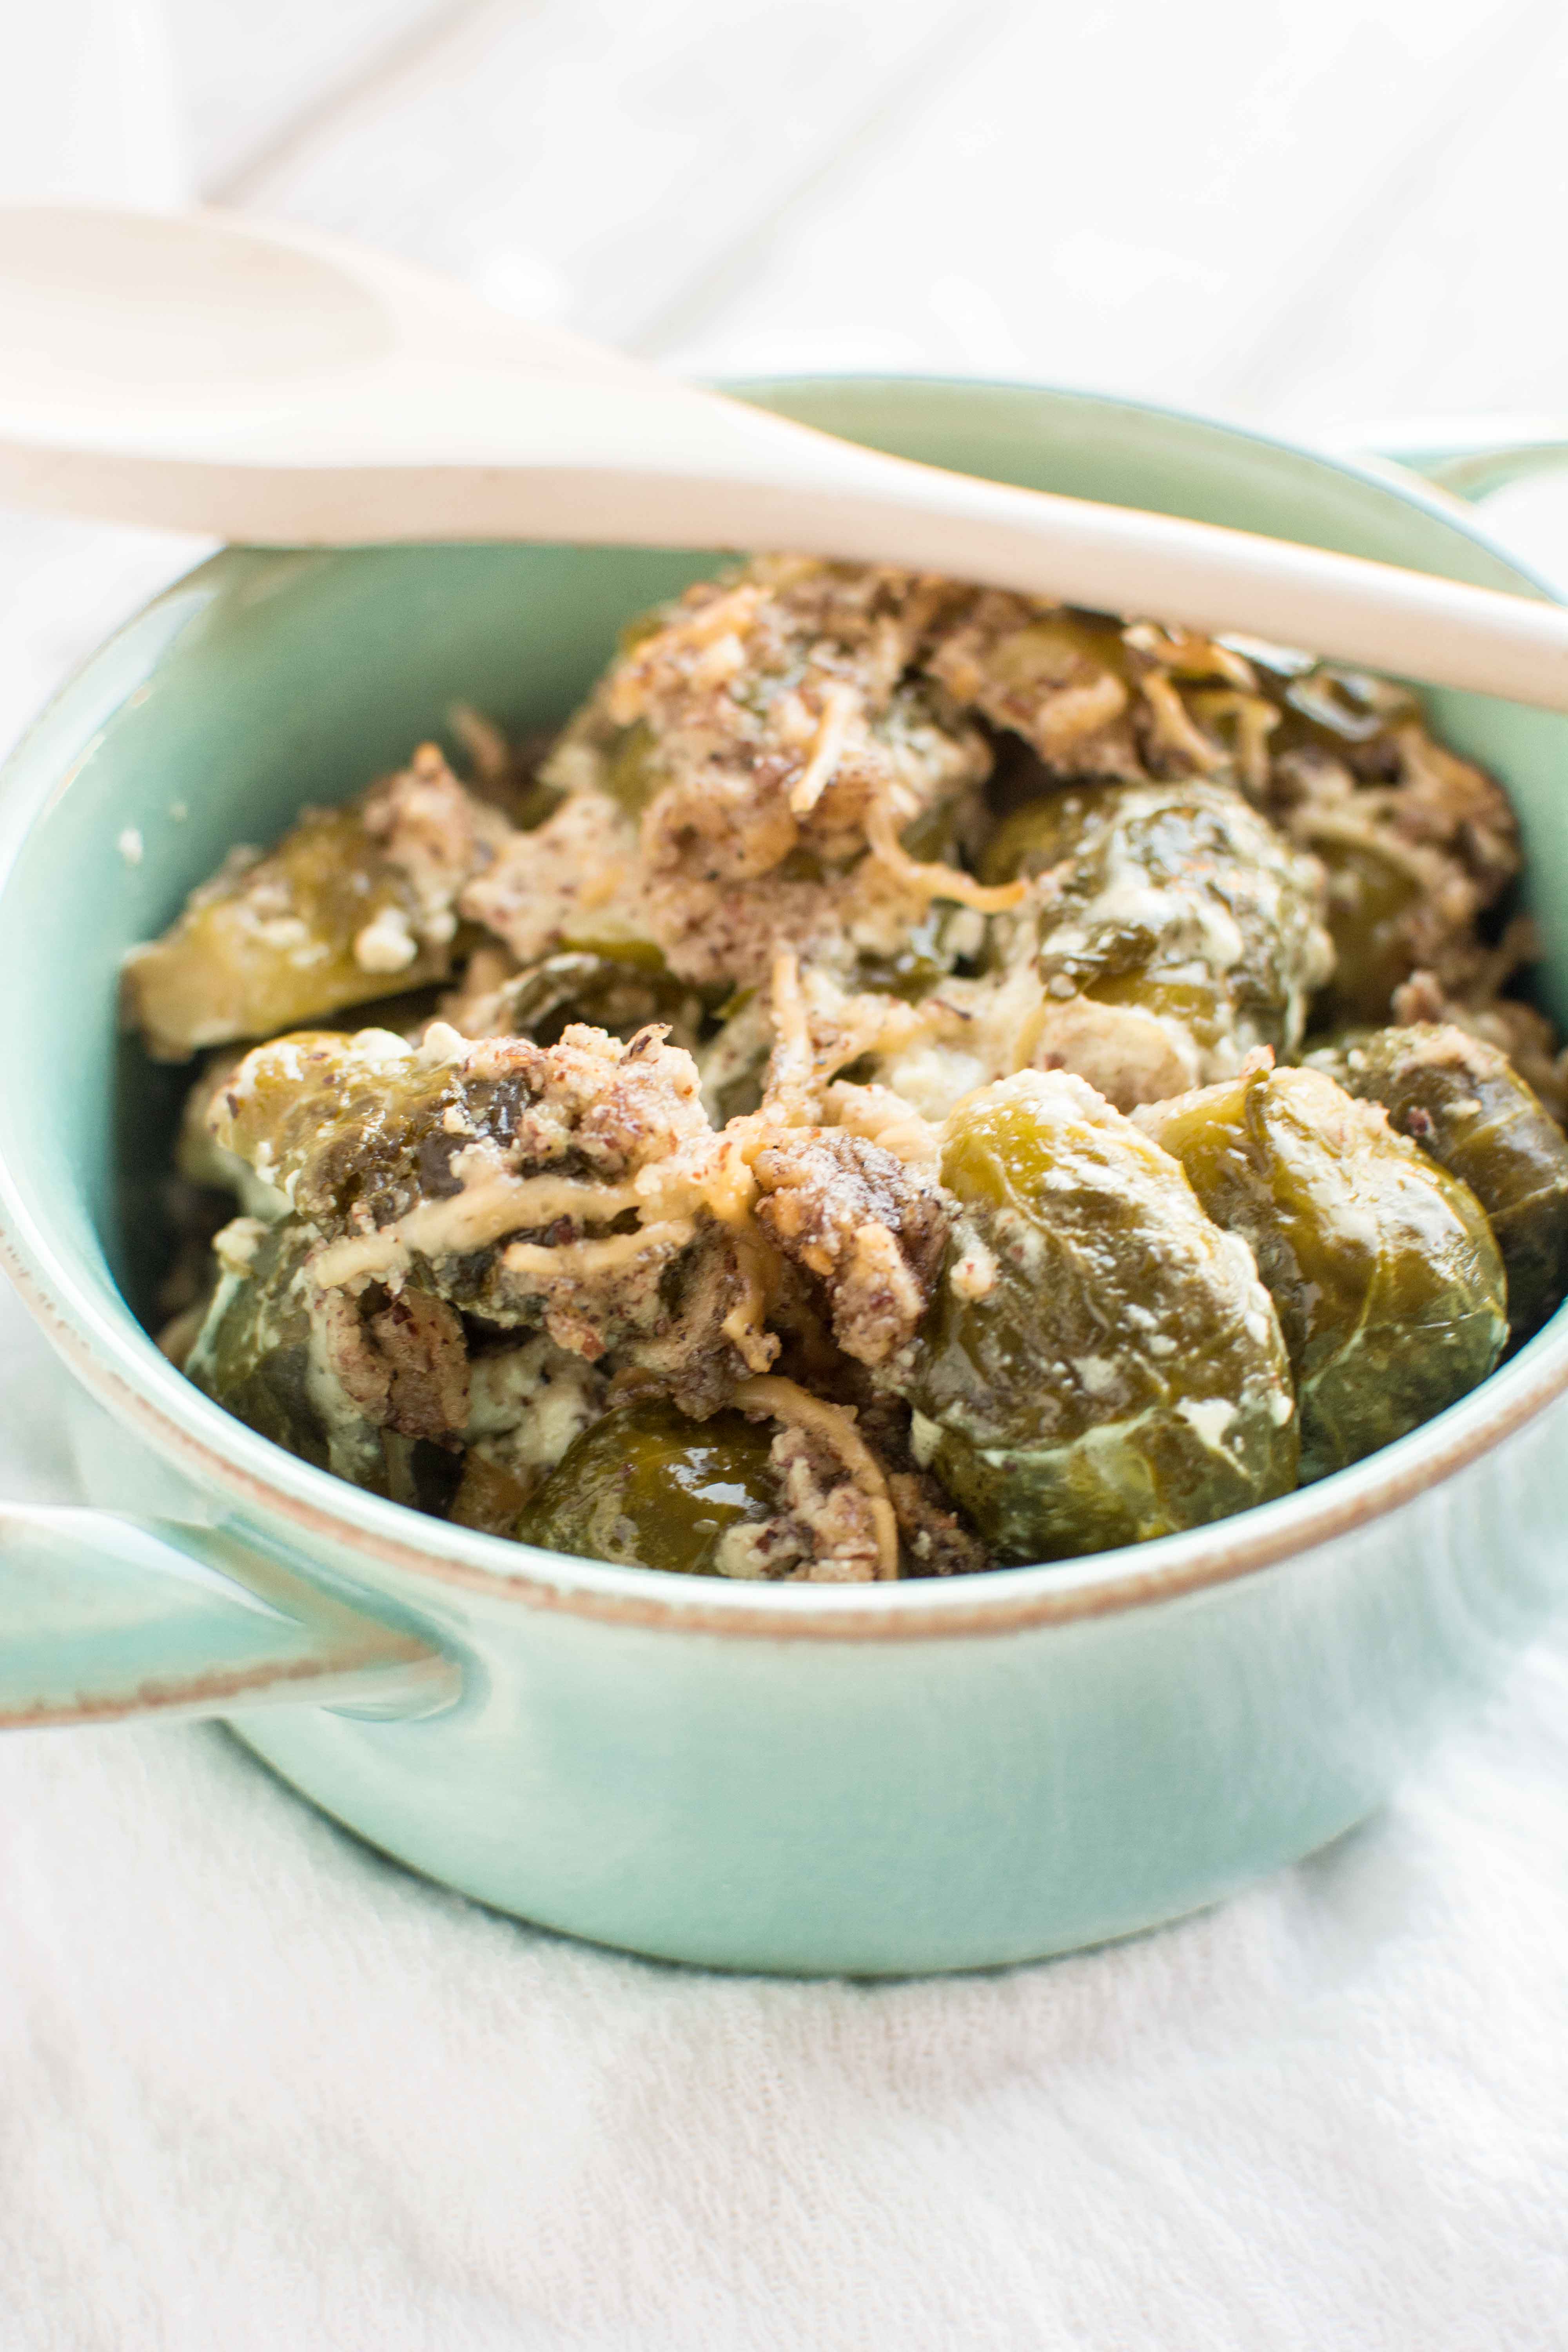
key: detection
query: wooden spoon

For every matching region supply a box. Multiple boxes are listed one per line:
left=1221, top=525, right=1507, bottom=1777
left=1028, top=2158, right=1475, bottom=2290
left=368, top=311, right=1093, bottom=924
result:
left=2, top=203, right=1567, bottom=711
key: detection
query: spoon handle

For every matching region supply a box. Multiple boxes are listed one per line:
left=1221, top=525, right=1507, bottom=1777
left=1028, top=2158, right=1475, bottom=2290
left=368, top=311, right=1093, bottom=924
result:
left=9, top=421, right=1565, bottom=715
left=2, top=204, right=1567, bottom=712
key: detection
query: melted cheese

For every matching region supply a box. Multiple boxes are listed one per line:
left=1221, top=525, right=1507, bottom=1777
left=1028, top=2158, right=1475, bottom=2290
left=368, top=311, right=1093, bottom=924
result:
left=501, top=1220, right=694, bottom=1277
left=310, top=1169, right=648, bottom=1289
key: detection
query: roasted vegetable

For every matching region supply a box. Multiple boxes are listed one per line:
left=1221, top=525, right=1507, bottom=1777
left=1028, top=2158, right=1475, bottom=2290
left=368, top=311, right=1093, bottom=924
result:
left=517, top=1396, right=779, bottom=1573
left=204, top=1020, right=745, bottom=1400
left=123, top=808, right=451, bottom=1059
left=207, top=1022, right=703, bottom=1250
left=980, top=778, right=1332, bottom=1103
left=123, top=752, right=510, bottom=1058
left=1264, top=724, right=1518, bottom=1031
left=1301, top=831, right=1436, bottom=1031
left=209, top=1027, right=476, bottom=1232
left=1231, top=649, right=1418, bottom=762
left=460, top=947, right=709, bottom=1052
left=1309, top=1023, right=1568, bottom=1344
left=897, top=1071, right=1298, bottom=1564
left=183, top=1218, right=390, bottom=1493
left=1141, top=1063, right=1508, bottom=1482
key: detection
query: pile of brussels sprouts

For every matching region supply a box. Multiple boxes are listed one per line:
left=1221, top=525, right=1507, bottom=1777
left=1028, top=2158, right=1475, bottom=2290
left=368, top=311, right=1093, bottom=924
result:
left=130, top=587, right=1568, bottom=1579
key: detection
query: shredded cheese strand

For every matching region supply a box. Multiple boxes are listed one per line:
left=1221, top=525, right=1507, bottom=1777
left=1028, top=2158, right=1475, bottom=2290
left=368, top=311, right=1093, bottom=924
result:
left=1185, top=688, right=1279, bottom=797
left=1294, top=808, right=1445, bottom=887
left=864, top=799, right=1027, bottom=914
left=788, top=683, right=857, bottom=817
left=309, top=1171, right=649, bottom=1289
left=720, top=1228, right=779, bottom=1373
left=764, top=950, right=817, bottom=1115
left=502, top=1220, right=694, bottom=1277
left=733, top=1375, right=900, bottom=1580
left=1139, top=672, right=1227, bottom=773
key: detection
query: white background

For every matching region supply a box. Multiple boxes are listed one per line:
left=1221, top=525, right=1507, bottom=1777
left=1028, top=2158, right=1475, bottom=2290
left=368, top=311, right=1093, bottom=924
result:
left=1, top=5, right=1566, bottom=2344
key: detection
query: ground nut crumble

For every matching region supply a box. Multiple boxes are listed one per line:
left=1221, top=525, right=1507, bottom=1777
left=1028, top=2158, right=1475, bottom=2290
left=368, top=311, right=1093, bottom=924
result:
left=127, top=557, right=1567, bottom=1581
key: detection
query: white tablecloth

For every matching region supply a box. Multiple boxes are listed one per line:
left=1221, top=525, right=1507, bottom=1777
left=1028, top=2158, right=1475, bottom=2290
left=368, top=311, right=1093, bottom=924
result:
left=3, top=10, right=1567, bottom=2339
left=2, top=1254, right=1566, bottom=2347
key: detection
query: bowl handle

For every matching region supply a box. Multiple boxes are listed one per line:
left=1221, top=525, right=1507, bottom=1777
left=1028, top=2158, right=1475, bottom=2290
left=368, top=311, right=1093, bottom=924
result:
left=0, top=1504, right=459, bottom=1729
left=1332, top=414, right=1568, bottom=503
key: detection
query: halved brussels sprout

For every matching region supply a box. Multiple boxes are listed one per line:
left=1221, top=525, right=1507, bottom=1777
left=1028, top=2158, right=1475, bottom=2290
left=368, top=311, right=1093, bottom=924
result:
left=1141, top=1063, right=1508, bottom=1481
left=517, top=1396, right=779, bottom=1573
left=1309, top=1023, right=1568, bottom=1344
left=185, top=1213, right=472, bottom=1510
left=207, top=1021, right=730, bottom=1380
left=897, top=1071, right=1298, bottom=1564
left=208, top=1028, right=463, bottom=1231
left=124, top=806, right=459, bottom=1060
left=124, top=746, right=519, bottom=1059
left=183, top=1219, right=388, bottom=1493
left=980, top=779, right=1332, bottom=1096
left=208, top=1021, right=709, bottom=1257
left=1244, top=651, right=1418, bottom=759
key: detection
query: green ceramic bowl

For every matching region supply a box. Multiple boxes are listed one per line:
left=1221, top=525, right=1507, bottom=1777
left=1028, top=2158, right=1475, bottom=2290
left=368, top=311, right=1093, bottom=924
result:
left=3, top=378, right=1568, bottom=1976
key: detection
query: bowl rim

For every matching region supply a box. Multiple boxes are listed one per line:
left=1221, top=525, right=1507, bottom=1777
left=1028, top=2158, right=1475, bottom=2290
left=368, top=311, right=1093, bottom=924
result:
left=4, top=369, right=1567, bottom=1645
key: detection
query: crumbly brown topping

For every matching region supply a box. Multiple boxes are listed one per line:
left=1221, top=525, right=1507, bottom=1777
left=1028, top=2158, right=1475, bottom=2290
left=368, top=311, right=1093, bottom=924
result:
left=138, top=556, right=1562, bottom=1578
left=318, top=1285, right=470, bottom=1445
left=752, top=1127, right=951, bottom=1367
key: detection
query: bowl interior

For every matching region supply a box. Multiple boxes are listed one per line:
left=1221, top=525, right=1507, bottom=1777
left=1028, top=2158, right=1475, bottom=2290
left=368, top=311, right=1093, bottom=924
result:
left=2, top=376, right=1565, bottom=1558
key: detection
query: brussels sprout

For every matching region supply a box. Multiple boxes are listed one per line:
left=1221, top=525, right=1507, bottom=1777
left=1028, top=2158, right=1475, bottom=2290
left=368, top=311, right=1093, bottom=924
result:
left=979, top=782, right=1103, bottom=889
left=473, top=949, right=708, bottom=1052
left=185, top=1211, right=475, bottom=1508
left=898, top=1071, right=1298, bottom=1565
left=123, top=807, right=456, bottom=1060
left=209, top=1028, right=462, bottom=1231
left=183, top=1219, right=389, bottom=1493
left=1309, top=1023, right=1568, bottom=1344
left=209, top=1021, right=708, bottom=1249
left=1243, top=650, right=1418, bottom=759
left=516, top=1397, right=779, bottom=1573
left=1305, top=833, right=1431, bottom=1031
left=207, top=1022, right=725, bottom=1374
left=1247, top=686, right=1517, bottom=1031
left=978, top=778, right=1332, bottom=1103
left=1142, top=1063, right=1507, bottom=1482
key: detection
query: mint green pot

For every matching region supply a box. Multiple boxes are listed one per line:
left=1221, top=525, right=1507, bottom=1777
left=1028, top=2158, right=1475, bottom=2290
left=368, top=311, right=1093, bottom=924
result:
left=4, top=379, right=1568, bottom=1977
